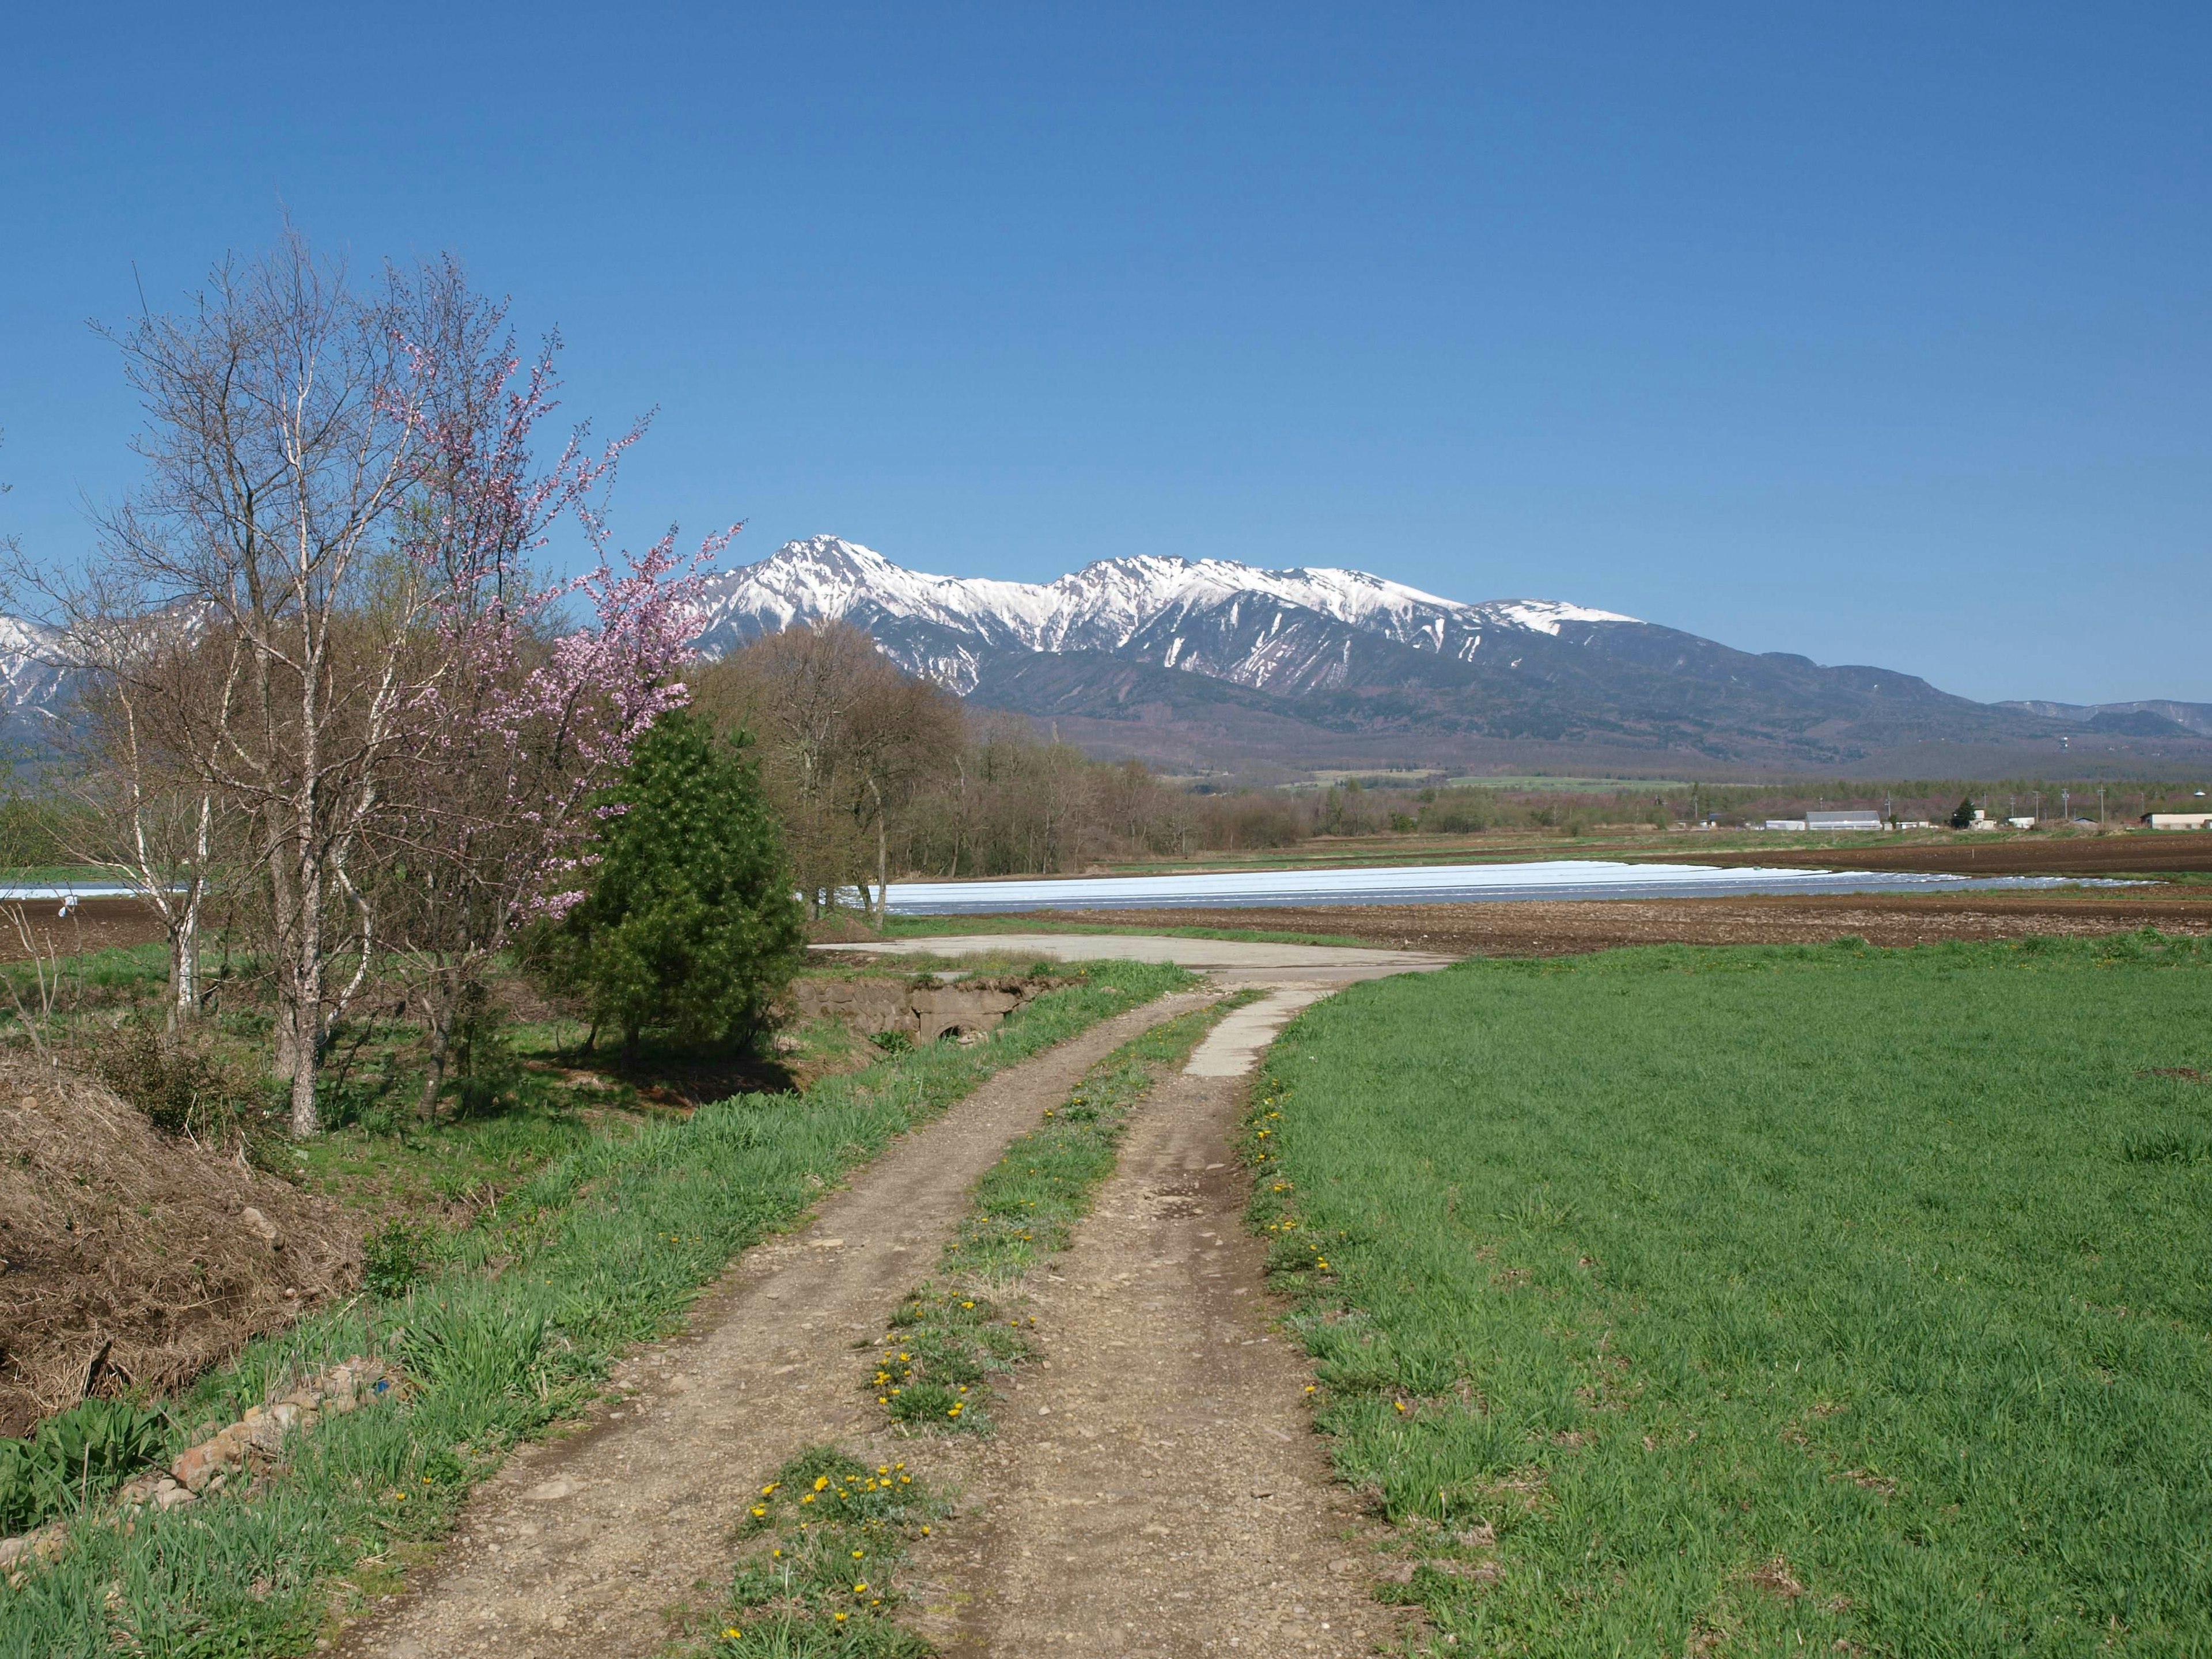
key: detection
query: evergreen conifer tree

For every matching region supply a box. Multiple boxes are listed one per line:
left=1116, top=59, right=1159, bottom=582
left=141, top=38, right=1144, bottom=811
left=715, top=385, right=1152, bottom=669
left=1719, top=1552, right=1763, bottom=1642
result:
left=547, top=711, right=804, bottom=1052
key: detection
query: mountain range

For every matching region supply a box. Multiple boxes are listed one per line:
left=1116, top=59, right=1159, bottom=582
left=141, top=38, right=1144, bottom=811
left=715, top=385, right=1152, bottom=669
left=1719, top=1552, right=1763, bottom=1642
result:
left=2, top=539, right=2202, bottom=779
left=689, top=537, right=2211, bottom=777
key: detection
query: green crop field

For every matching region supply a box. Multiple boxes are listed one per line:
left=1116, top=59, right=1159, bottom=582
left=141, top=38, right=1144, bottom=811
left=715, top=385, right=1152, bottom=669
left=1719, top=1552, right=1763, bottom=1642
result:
left=1249, top=933, right=2212, bottom=1657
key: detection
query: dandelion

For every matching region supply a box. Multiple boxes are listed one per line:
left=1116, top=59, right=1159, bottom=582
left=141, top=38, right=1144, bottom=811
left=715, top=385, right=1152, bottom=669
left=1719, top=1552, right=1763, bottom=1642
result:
left=834, top=1612, right=847, bottom=1623
left=1395, top=1400, right=1407, bottom=1414
left=853, top=1581, right=868, bottom=1593
left=751, top=1505, right=768, bottom=1518
left=921, top=1524, right=931, bottom=1535
left=813, top=1475, right=830, bottom=1491
left=723, top=1627, right=741, bottom=1640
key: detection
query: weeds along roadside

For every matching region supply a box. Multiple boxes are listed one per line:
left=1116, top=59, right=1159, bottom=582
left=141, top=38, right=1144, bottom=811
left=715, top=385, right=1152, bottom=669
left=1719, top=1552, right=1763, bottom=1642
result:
left=1241, top=932, right=2212, bottom=1656
left=0, top=959, right=1192, bottom=1659
left=866, top=993, right=1252, bottom=1433
left=693, top=1446, right=944, bottom=1659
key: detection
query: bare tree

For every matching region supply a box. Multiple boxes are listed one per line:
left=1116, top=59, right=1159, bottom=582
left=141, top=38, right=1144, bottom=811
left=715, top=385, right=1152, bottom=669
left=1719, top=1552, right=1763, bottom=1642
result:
left=62, top=623, right=226, bottom=1024
left=12, top=234, right=539, bottom=1133
left=692, top=621, right=961, bottom=922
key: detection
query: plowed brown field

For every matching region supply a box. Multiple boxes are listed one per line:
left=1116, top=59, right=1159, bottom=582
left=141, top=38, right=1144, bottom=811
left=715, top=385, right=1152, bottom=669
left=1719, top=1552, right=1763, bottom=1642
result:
left=1028, top=891, right=2212, bottom=954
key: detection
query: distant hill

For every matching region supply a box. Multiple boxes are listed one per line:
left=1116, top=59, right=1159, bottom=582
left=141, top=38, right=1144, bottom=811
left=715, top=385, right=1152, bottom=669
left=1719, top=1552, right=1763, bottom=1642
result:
left=1996, top=699, right=2212, bottom=739
left=690, top=537, right=2212, bottom=777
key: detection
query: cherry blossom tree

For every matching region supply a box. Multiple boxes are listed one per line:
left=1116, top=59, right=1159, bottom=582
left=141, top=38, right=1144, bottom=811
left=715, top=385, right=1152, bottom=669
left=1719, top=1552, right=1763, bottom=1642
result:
left=16, top=230, right=721, bottom=1134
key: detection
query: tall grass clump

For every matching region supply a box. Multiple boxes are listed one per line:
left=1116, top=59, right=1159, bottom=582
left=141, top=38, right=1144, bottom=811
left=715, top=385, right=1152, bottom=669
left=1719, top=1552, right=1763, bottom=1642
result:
left=1250, top=931, right=2212, bottom=1657
left=0, top=960, right=1188, bottom=1658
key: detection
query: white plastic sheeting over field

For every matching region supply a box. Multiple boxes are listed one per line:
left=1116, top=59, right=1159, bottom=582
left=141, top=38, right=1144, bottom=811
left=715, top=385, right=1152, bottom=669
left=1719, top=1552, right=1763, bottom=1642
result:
left=879, top=859, right=2103, bottom=915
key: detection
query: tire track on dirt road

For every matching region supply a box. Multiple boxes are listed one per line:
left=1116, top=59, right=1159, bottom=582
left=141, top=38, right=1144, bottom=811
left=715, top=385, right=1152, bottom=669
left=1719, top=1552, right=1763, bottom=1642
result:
left=338, top=988, right=1217, bottom=1659
left=904, top=983, right=1423, bottom=1658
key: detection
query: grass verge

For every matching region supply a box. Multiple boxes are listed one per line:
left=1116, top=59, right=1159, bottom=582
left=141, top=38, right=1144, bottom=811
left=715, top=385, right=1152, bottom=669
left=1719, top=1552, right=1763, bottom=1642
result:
left=868, top=995, right=1247, bottom=1433
left=1245, top=931, right=2212, bottom=1657
left=0, top=959, right=1191, bottom=1658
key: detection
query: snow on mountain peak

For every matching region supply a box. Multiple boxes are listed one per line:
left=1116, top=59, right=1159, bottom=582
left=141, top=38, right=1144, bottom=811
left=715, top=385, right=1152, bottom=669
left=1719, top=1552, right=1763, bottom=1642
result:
left=691, top=537, right=1639, bottom=667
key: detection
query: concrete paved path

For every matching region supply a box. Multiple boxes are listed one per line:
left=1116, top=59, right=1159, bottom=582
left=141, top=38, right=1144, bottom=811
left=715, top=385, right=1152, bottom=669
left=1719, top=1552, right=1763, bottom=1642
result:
left=816, top=931, right=1457, bottom=987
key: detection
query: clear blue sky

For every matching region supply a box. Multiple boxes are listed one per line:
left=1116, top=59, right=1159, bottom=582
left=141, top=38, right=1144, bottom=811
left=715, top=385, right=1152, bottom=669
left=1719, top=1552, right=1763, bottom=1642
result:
left=3, top=4, right=2206, bottom=704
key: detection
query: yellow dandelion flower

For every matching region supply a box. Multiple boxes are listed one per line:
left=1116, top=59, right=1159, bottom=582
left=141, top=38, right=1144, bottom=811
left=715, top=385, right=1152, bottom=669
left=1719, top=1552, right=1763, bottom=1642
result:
left=813, top=1475, right=830, bottom=1491
left=853, top=1581, right=868, bottom=1593
left=724, top=1627, right=741, bottom=1639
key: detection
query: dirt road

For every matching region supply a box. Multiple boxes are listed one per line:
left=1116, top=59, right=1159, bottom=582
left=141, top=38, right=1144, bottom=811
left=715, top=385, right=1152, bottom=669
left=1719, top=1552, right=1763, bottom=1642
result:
left=338, top=938, right=1449, bottom=1657
left=339, top=990, right=1215, bottom=1658
left=904, top=986, right=1397, bottom=1657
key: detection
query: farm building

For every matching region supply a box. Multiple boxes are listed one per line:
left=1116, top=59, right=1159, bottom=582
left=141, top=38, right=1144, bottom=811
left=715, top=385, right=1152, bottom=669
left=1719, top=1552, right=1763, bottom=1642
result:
left=2147, top=812, right=2212, bottom=830
left=1806, top=810, right=1884, bottom=831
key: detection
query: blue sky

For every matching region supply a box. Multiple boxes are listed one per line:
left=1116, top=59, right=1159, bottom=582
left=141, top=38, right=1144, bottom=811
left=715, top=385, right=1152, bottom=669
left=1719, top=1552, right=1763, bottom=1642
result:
left=2, top=3, right=2206, bottom=703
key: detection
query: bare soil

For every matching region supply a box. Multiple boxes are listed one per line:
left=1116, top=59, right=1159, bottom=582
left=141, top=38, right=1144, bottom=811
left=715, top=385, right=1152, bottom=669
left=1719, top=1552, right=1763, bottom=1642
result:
left=1027, top=892, right=2212, bottom=955
left=904, top=1027, right=1398, bottom=1656
left=0, top=897, right=167, bottom=965
left=1642, top=830, right=2212, bottom=877
left=336, top=991, right=1216, bottom=1659
left=0, top=1060, right=360, bottom=1437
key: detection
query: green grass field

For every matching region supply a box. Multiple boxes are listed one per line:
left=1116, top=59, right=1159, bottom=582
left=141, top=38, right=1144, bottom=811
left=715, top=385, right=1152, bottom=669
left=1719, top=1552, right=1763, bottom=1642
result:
left=1249, top=932, right=2212, bottom=1657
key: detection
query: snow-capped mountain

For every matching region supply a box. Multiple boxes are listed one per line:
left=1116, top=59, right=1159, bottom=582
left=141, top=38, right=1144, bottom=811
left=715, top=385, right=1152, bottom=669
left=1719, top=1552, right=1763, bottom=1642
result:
left=688, top=537, right=2211, bottom=771
left=690, top=536, right=1640, bottom=696
left=0, top=538, right=2199, bottom=774
left=0, top=616, right=73, bottom=748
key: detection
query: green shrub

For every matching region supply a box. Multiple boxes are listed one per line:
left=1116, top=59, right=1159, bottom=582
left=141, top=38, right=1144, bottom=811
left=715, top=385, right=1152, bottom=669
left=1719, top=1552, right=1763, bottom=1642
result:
left=362, top=1219, right=441, bottom=1298
left=442, top=983, right=525, bottom=1119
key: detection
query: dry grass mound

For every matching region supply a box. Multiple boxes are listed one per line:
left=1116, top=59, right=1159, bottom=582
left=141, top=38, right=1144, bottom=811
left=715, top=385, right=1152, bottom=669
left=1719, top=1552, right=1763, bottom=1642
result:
left=0, top=1060, right=359, bottom=1437
left=805, top=910, right=885, bottom=945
